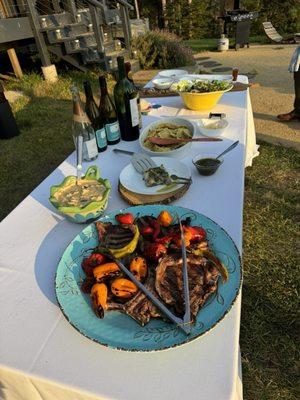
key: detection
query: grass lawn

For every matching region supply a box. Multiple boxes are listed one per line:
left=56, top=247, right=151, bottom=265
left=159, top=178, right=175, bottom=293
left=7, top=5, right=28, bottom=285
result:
left=1, top=74, right=299, bottom=399
left=185, top=35, right=269, bottom=52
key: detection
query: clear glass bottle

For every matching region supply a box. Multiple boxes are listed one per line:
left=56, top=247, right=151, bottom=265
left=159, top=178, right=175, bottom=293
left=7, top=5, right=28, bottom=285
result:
left=70, top=86, right=98, bottom=161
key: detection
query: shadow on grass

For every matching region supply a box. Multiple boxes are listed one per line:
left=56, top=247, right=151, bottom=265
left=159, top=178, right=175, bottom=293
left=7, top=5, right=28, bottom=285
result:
left=0, top=89, right=74, bottom=221
left=254, top=112, right=300, bottom=130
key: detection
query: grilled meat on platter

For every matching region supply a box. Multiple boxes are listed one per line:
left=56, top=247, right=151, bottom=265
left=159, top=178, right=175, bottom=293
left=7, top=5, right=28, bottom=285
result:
left=81, top=210, right=228, bottom=326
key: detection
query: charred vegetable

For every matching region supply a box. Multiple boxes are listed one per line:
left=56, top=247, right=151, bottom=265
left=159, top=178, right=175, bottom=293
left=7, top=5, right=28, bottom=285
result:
left=129, top=257, right=147, bottom=281
left=82, top=253, right=106, bottom=276
left=111, top=278, right=138, bottom=298
left=157, top=210, right=173, bottom=227
left=93, top=262, right=121, bottom=282
left=91, top=283, right=108, bottom=318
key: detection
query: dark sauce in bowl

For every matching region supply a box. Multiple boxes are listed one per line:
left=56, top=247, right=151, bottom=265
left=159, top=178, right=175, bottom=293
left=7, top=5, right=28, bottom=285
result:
left=194, top=158, right=221, bottom=176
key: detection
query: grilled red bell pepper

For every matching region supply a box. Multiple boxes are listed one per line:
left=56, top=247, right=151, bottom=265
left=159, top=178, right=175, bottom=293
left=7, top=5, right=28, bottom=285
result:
left=148, top=218, right=161, bottom=240
left=183, top=226, right=206, bottom=242
left=155, top=234, right=175, bottom=246
left=115, top=213, right=134, bottom=225
left=144, top=242, right=167, bottom=261
left=140, top=226, right=154, bottom=236
left=82, top=253, right=106, bottom=276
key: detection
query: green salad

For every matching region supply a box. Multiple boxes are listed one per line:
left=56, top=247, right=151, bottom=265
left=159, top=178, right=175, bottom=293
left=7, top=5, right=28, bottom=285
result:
left=172, top=79, right=231, bottom=93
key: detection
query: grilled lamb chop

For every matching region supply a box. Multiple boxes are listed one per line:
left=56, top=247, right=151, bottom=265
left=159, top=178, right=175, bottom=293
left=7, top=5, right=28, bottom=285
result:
left=106, top=274, right=162, bottom=326
left=95, top=221, right=134, bottom=249
left=155, top=254, right=219, bottom=320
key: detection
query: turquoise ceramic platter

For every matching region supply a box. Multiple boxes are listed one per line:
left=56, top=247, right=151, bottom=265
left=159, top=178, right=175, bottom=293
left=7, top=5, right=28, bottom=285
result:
left=55, top=205, right=242, bottom=352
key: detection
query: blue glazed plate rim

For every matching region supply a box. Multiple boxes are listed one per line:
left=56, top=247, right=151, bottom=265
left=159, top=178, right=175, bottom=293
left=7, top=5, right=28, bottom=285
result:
left=55, top=205, right=242, bottom=352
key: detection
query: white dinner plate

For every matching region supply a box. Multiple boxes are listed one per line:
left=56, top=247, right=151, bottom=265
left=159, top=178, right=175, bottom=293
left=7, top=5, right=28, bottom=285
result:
left=119, top=157, right=191, bottom=195
left=158, top=69, right=188, bottom=79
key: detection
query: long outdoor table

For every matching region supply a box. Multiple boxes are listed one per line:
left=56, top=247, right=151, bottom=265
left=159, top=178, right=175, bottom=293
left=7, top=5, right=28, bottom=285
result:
left=0, top=75, right=257, bottom=400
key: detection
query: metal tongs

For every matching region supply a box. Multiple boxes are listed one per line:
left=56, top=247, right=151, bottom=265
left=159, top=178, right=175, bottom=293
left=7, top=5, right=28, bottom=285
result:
left=110, top=215, right=192, bottom=335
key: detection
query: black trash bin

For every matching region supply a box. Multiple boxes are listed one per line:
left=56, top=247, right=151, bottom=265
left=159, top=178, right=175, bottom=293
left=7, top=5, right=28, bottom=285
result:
left=0, top=82, right=20, bottom=139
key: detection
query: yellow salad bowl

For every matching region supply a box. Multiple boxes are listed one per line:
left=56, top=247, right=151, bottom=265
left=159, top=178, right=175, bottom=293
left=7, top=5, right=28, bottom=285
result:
left=179, top=86, right=233, bottom=111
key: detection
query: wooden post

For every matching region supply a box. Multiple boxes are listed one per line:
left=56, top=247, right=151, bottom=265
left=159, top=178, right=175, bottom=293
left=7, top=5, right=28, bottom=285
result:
left=7, top=49, right=23, bottom=78
left=119, top=4, right=132, bottom=56
left=1, top=0, right=23, bottom=78
left=52, top=0, right=62, bottom=14
left=134, top=0, right=140, bottom=19
left=89, top=3, right=109, bottom=70
left=65, top=0, right=77, bottom=20
left=26, top=0, right=51, bottom=67
left=26, top=0, right=57, bottom=81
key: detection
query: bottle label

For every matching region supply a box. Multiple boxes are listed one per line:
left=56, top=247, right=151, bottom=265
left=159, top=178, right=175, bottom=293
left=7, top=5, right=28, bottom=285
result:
left=83, top=138, right=98, bottom=159
left=129, top=98, right=139, bottom=127
left=95, top=128, right=107, bottom=149
left=105, top=121, right=121, bottom=142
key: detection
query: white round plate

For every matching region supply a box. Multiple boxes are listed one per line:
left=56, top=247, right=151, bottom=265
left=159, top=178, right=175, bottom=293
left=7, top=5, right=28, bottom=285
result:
left=179, top=74, right=232, bottom=82
left=119, top=157, right=191, bottom=195
left=152, top=78, right=174, bottom=89
left=158, top=69, right=188, bottom=79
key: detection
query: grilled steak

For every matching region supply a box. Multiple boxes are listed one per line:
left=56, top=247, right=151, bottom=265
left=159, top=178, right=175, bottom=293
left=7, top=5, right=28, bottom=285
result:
left=95, top=221, right=134, bottom=249
left=155, top=254, right=219, bottom=319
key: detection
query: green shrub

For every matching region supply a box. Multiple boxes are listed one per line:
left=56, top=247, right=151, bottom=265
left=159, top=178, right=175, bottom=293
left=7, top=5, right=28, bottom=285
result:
left=132, top=30, right=195, bottom=70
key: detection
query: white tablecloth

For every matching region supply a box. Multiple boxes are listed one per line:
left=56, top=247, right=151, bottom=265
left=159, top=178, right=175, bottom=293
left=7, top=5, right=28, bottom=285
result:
left=0, top=78, right=258, bottom=400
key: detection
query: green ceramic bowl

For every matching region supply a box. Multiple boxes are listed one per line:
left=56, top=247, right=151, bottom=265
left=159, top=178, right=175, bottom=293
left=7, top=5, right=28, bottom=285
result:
left=49, top=166, right=111, bottom=224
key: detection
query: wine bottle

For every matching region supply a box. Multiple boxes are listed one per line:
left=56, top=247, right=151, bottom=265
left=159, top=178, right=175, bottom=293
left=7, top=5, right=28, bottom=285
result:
left=84, top=81, right=107, bottom=152
left=0, top=82, right=20, bottom=139
left=125, top=61, right=142, bottom=129
left=70, top=86, right=98, bottom=161
left=83, top=81, right=99, bottom=128
left=114, top=56, right=140, bottom=141
left=99, top=75, right=120, bottom=145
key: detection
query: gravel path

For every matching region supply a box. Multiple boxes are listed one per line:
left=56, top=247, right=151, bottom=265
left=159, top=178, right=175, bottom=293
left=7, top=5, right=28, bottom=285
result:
left=133, top=44, right=299, bottom=150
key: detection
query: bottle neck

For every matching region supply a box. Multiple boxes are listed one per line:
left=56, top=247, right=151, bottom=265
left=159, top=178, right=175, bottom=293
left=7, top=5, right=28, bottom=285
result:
left=71, top=87, right=90, bottom=123
left=83, top=82, right=95, bottom=102
left=99, top=77, right=108, bottom=95
left=125, top=61, right=131, bottom=76
left=117, top=57, right=126, bottom=80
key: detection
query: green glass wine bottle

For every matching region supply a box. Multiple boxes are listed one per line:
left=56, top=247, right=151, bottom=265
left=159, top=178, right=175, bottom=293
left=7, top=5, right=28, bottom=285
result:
left=84, top=81, right=107, bottom=152
left=99, top=75, right=120, bottom=145
left=113, top=56, right=140, bottom=141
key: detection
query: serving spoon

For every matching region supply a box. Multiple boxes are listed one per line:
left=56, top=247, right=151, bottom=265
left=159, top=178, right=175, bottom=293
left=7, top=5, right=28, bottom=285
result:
left=215, top=140, right=239, bottom=159
left=148, top=136, right=222, bottom=146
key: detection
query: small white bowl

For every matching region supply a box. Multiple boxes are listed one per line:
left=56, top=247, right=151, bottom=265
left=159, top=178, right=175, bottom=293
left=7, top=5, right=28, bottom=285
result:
left=152, top=78, right=174, bottom=90
left=197, top=118, right=228, bottom=137
left=139, top=117, right=195, bottom=159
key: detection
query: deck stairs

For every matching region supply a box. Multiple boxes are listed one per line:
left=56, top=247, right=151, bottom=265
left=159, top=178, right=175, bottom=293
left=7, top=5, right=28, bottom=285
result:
left=0, top=0, right=139, bottom=72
